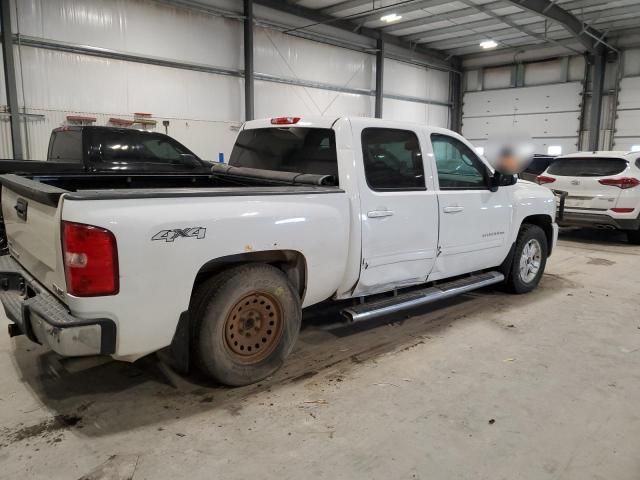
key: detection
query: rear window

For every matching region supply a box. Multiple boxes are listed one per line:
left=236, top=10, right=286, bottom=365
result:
left=49, top=131, right=83, bottom=163
left=229, top=128, right=338, bottom=183
left=547, top=157, right=628, bottom=177
left=95, top=131, right=193, bottom=163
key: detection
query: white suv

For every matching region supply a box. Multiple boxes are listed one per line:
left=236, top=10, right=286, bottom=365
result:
left=536, top=151, right=640, bottom=244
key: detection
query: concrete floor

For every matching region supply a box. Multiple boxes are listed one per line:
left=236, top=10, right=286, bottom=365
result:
left=1, top=229, right=639, bottom=480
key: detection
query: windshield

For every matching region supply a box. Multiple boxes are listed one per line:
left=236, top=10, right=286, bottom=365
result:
left=547, top=157, right=627, bottom=177
left=229, top=127, right=338, bottom=183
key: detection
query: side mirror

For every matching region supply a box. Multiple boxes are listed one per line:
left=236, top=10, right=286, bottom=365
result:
left=489, top=172, right=501, bottom=192
left=489, top=172, right=517, bottom=192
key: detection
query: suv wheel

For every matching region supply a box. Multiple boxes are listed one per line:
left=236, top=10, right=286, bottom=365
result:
left=627, top=228, right=640, bottom=245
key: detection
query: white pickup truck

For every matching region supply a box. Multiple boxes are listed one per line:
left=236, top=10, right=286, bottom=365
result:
left=0, top=117, right=558, bottom=386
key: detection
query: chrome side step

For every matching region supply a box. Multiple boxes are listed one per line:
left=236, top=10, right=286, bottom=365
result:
left=341, top=271, right=504, bottom=323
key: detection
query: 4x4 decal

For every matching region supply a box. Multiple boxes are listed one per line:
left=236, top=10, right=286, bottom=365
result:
left=152, top=227, right=206, bottom=242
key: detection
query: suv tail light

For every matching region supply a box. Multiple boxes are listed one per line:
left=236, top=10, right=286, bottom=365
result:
left=598, top=177, right=640, bottom=189
left=62, top=221, right=119, bottom=297
left=271, top=117, right=300, bottom=125
left=536, top=175, right=556, bottom=185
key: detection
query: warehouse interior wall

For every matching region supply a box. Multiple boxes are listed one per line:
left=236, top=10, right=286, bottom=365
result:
left=463, top=49, right=640, bottom=156
left=462, top=56, right=586, bottom=156
left=0, top=0, right=453, bottom=161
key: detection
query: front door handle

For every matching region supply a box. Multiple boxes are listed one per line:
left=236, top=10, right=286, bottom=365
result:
left=443, top=206, right=464, bottom=214
left=367, top=210, right=394, bottom=218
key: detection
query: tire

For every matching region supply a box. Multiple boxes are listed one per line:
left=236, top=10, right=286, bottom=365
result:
left=190, top=264, right=301, bottom=386
left=626, top=228, right=640, bottom=245
left=503, top=224, right=548, bottom=294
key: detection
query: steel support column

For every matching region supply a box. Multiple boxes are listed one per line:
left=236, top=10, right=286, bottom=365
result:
left=243, top=0, right=254, bottom=121
left=450, top=70, right=463, bottom=133
left=588, top=53, right=606, bottom=151
left=0, top=0, right=23, bottom=159
left=375, top=38, right=384, bottom=119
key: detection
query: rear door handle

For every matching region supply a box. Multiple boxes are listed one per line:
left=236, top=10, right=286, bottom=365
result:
left=367, top=210, right=394, bottom=218
left=443, top=206, right=464, bottom=214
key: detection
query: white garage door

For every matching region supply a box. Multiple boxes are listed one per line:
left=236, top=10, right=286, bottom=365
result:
left=613, top=76, right=640, bottom=151
left=462, top=82, right=582, bottom=155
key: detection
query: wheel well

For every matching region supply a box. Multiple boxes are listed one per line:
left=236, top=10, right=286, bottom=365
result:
left=192, top=250, right=307, bottom=300
left=521, top=214, right=554, bottom=255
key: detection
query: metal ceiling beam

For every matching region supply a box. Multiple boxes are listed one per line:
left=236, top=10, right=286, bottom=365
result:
left=410, top=5, right=634, bottom=45
left=394, top=0, right=618, bottom=37
left=252, top=0, right=453, bottom=64
left=507, top=0, right=606, bottom=53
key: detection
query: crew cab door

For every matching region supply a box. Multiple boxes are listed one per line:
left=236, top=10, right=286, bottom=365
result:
left=429, top=133, right=512, bottom=278
left=352, top=122, right=439, bottom=296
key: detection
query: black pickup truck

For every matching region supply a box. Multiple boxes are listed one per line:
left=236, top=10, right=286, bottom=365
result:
left=0, top=126, right=212, bottom=175
left=0, top=126, right=214, bottom=253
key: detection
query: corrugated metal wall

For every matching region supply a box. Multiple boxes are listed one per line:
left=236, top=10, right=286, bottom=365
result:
left=0, top=0, right=452, bottom=161
left=613, top=48, right=640, bottom=151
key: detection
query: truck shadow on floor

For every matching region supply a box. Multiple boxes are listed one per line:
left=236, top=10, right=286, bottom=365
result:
left=558, top=227, right=634, bottom=247
left=5, top=275, right=570, bottom=442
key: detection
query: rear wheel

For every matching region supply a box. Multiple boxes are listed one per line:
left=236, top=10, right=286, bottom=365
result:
left=504, top=224, right=548, bottom=294
left=626, top=228, right=640, bottom=245
left=190, top=264, right=301, bottom=386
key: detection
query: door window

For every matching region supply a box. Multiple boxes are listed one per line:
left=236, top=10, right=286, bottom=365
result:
left=431, top=134, right=488, bottom=190
left=361, top=128, right=425, bottom=191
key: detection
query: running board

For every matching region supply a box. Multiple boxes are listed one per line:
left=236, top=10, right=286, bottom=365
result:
left=342, top=271, right=504, bottom=323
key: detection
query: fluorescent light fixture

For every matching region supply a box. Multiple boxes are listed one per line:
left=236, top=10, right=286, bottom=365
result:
left=475, top=146, right=485, bottom=155
left=547, top=145, right=562, bottom=156
left=631, top=145, right=640, bottom=152
left=381, top=13, right=402, bottom=23
left=480, top=39, right=498, bottom=49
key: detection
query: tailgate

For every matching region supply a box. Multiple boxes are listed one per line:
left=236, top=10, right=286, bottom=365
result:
left=545, top=157, right=628, bottom=211
left=1, top=175, right=66, bottom=294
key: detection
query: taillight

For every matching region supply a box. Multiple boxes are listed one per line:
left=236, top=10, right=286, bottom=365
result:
left=598, top=177, right=640, bottom=189
left=62, top=221, right=119, bottom=297
left=271, top=117, right=301, bottom=125
left=536, top=175, right=556, bottom=185
left=611, top=207, right=635, bottom=213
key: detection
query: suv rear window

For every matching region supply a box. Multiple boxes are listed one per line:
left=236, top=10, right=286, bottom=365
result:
left=547, top=157, right=627, bottom=177
left=229, top=128, right=338, bottom=184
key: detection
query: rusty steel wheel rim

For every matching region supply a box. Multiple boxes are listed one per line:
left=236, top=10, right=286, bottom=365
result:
left=223, top=291, right=284, bottom=364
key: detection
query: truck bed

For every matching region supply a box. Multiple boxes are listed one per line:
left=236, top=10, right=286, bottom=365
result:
left=0, top=173, right=343, bottom=207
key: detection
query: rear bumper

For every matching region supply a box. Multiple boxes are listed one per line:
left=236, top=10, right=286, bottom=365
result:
left=558, top=211, right=640, bottom=230
left=0, top=255, right=116, bottom=356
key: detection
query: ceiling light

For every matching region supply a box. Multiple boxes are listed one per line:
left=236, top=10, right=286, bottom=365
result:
left=480, top=39, right=498, bottom=49
left=381, top=13, right=402, bottom=23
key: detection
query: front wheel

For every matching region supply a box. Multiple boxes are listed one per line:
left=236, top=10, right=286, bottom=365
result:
left=190, top=264, right=301, bottom=386
left=503, top=224, right=548, bottom=294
